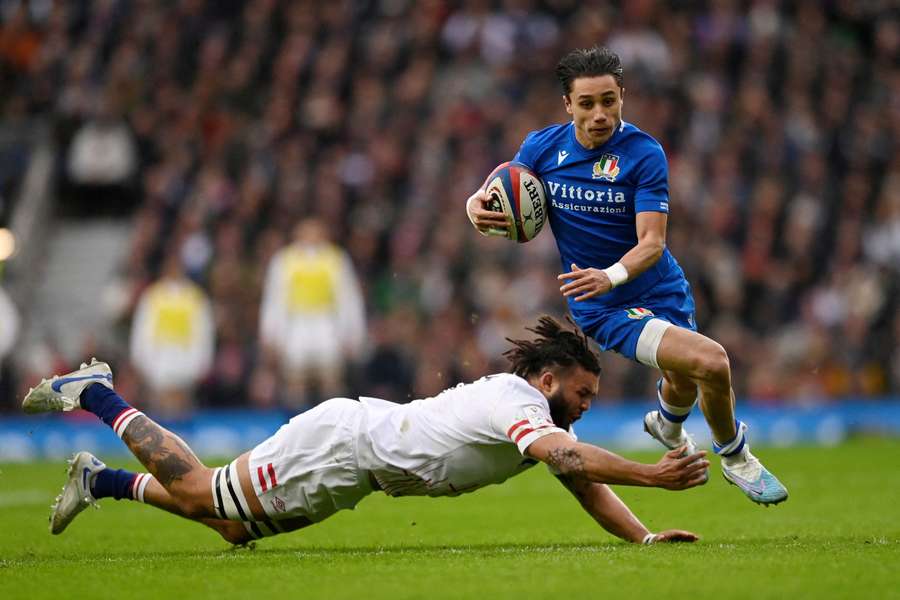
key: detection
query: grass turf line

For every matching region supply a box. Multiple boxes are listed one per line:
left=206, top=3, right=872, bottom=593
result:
left=0, top=438, right=898, bottom=599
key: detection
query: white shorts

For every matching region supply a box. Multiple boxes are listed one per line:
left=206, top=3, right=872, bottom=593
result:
left=249, top=397, right=373, bottom=522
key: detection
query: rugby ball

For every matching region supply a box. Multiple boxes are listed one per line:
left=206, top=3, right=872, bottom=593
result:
left=482, top=161, right=547, bottom=243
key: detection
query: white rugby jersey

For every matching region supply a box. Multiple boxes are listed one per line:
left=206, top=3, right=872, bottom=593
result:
left=354, top=373, right=573, bottom=498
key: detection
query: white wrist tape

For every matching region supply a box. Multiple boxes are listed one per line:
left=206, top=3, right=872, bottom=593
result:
left=602, top=262, right=629, bottom=288
left=642, top=533, right=657, bottom=545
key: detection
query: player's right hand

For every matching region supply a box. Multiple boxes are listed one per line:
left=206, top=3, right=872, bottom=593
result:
left=650, top=529, right=699, bottom=543
left=466, top=188, right=511, bottom=237
left=653, top=446, right=709, bottom=490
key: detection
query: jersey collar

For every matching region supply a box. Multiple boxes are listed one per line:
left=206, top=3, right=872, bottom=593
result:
left=568, top=119, right=626, bottom=156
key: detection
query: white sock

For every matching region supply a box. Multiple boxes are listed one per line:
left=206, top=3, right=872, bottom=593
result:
left=131, top=473, right=154, bottom=503
left=720, top=445, right=750, bottom=467
left=716, top=421, right=750, bottom=465
left=657, top=386, right=695, bottom=439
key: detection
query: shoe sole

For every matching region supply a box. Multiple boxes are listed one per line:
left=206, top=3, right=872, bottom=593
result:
left=23, top=380, right=64, bottom=414
left=722, top=472, right=788, bottom=506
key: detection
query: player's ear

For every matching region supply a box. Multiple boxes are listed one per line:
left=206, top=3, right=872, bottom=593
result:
left=538, top=369, right=555, bottom=393
left=563, top=94, right=573, bottom=115
left=539, top=370, right=557, bottom=395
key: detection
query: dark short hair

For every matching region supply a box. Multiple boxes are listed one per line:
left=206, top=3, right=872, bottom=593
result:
left=555, top=46, right=624, bottom=96
left=503, top=315, right=601, bottom=379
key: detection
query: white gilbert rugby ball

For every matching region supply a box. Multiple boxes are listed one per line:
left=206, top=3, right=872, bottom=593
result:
left=482, top=161, right=547, bottom=243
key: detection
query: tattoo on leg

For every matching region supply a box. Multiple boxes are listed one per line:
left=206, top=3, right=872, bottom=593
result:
left=123, top=416, right=201, bottom=487
left=547, top=447, right=586, bottom=477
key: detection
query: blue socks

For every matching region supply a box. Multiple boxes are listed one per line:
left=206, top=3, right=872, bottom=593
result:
left=714, top=419, right=748, bottom=457
left=91, top=468, right=138, bottom=500
left=90, top=469, right=153, bottom=502
left=81, top=383, right=144, bottom=438
left=80, top=385, right=155, bottom=503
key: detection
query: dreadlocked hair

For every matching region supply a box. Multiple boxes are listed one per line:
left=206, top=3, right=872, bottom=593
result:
left=503, top=315, right=601, bottom=379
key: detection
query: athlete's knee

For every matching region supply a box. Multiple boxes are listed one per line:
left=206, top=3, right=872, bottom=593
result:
left=692, top=342, right=731, bottom=385
left=178, top=495, right=215, bottom=520
left=170, top=480, right=215, bottom=520
left=215, top=520, right=254, bottom=545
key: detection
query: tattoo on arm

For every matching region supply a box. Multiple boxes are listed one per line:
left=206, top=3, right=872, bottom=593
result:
left=123, top=416, right=199, bottom=486
left=547, top=447, right=586, bottom=478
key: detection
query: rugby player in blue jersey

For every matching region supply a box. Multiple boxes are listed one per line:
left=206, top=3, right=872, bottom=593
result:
left=466, top=46, right=787, bottom=505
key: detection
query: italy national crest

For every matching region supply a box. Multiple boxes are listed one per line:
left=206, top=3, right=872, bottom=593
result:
left=625, top=307, right=654, bottom=320
left=592, top=154, right=621, bottom=182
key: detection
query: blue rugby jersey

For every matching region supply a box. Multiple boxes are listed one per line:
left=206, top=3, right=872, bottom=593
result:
left=513, top=120, right=686, bottom=311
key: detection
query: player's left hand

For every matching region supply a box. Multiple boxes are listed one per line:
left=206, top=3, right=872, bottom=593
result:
left=558, top=263, right=612, bottom=301
left=650, top=529, right=699, bottom=543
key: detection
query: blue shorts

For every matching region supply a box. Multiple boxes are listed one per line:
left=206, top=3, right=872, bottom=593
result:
left=571, top=273, right=696, bottom=364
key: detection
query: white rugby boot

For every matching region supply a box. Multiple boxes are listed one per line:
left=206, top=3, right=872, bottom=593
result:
left=643, top=379, right=709, bottom=482
left=49, top=451, right=107, bottom=534
left=643, top=410, right=709, bottom=482
left=22, top=358, right=113, bottom=414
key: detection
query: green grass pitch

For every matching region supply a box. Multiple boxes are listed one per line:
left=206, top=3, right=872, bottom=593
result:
left=1, top=438, right=898, bottom=599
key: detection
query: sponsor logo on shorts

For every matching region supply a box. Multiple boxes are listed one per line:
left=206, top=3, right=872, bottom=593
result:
left=625, top=307, right=655, bottom=320
left=271, top=496, right=286, bottom=513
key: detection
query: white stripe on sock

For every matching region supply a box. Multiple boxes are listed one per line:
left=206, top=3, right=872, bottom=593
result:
left=716, top=427, right=746, bottom=456
left=135, top=474, right=153, bottom=503
left=659, top=396, right=694, bottom=418
left=114, top=409, right=144, bottom=438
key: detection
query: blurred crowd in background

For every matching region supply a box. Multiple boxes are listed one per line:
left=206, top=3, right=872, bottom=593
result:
left=0, top=0, right=898, bottom=415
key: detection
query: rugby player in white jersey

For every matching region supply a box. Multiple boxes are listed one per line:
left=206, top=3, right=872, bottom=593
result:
left=23, top=316, right=708, bottom=545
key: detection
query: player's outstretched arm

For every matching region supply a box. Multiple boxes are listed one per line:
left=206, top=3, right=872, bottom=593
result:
left=526, top=432, right=709, bottom=490
left=555, top=474, right=699, bottom=544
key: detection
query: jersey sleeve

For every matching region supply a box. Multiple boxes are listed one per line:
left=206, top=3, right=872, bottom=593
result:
left=633, top=143, right=670, bottom=214
left=512, top=130, right=540, bottom=170
left=488, top=375, right=567, bottom=455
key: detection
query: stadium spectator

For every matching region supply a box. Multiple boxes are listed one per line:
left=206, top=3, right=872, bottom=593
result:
left=259, top=217, right=366, bottom=408
left=0, top=282, right=19, bottom=405
left=130, top=253, right=214, bottom=417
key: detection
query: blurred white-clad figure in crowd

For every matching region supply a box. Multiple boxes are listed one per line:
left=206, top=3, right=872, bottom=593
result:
left=130, top=254, right=214, bottom=417
left=260, top=218, right=365, bottom=408
left=0, top=284, right=19, bottom=363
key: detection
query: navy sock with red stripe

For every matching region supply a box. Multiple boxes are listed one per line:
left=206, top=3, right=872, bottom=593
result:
left=91, top=468, right=138, bottom=500
left=81, top=383, right=132, bottom=428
